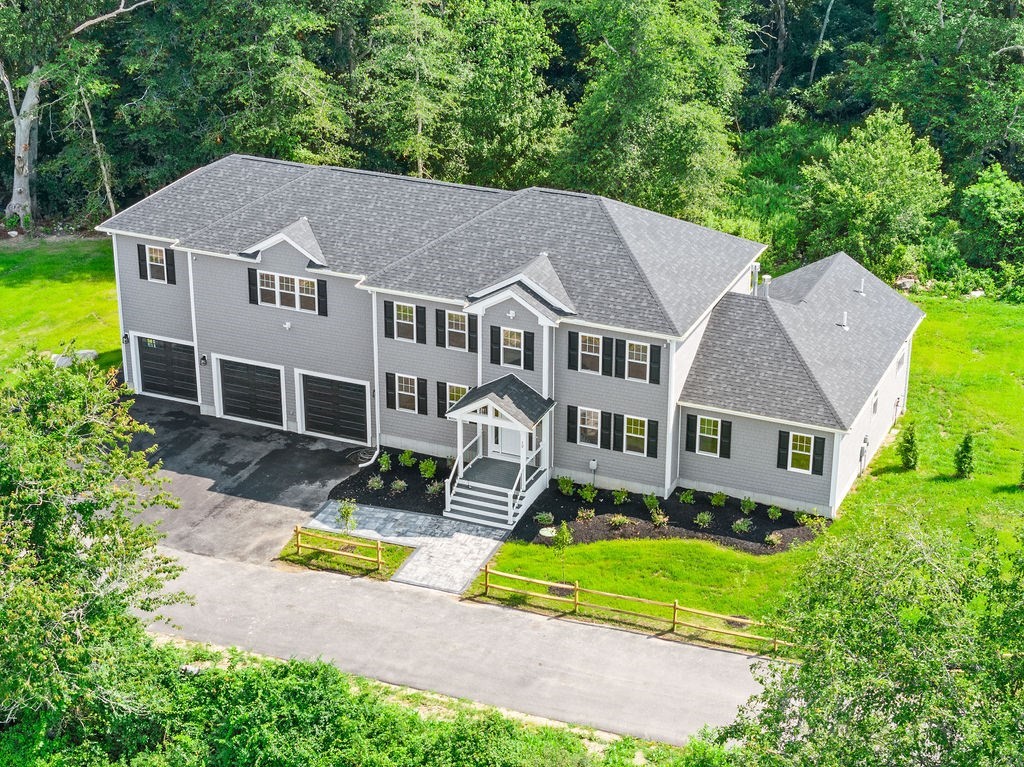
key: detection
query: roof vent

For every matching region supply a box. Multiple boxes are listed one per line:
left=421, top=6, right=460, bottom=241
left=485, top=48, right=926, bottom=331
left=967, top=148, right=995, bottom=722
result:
left=762, top=274, right=772, bottom=298
left=856, top=277, right=865, bottom=295
left=838, top=311, right=849, bottom=331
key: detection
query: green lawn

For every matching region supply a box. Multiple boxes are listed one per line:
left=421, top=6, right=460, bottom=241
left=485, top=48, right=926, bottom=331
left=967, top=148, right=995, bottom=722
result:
left=278, top=528, right=413, bottom=581
left=0, top=237, right=120, bottom=371
left=487, top=296, right=1024, bottom=619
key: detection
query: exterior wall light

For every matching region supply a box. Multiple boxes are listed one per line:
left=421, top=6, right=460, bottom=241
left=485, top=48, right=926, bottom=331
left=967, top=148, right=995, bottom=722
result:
left=199, top=354, right=208, bottom=367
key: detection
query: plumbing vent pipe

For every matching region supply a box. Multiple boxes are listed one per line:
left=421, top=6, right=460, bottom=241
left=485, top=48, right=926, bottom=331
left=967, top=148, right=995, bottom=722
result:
left=839, top=311, right=849, bottom=330
left=762, top=274, right=772, bottom=298
left=857, top=277, right=865, bottom=295
left=751, top=262, right=761, bottom=295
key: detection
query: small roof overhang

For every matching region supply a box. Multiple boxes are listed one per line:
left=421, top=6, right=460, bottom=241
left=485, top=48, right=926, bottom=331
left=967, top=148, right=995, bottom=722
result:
left=446, top=374, right=555, bottom=430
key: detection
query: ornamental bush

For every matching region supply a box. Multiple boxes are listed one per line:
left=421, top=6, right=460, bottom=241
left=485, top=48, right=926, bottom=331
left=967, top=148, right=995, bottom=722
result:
left=578, top=483, right=598, bottom=503
left=955, top=431, right=976, bottom=478
left=557, top=475, right=575, bottom=496
left=897, top=423, right=919, bottom=470
left=419, top=457, right=437, bottom=479
left=612, top=488, right=630, bottom=505
left=398, top=449, right=417, bottom=468
left=710, top=491, right=728, bottom=508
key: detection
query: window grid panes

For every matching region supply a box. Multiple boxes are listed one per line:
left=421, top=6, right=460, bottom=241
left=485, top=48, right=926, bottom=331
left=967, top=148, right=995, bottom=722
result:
left=396, top=375, right=417, bottom=412
left=502, top=328, right=523, bottom=367
left=579, top=335, right=601, bottom=373
left=624, top=416, right=646, bottom=454
left=447, top=312, right=467, bottom=349
left=146, top=246, right=166, bottom=282
left=578, top=408, right=600, bottom=446
left=257, top=271, right=317, bottom=313
left=447, top=383, right=468, bottom=410
left=626, top=342, right=649, bottom=381
left=697, top=417, right=720, bottom=456
left=395, top=303, right=416, bottom=340
left=790, top=433, right=813, bottom=472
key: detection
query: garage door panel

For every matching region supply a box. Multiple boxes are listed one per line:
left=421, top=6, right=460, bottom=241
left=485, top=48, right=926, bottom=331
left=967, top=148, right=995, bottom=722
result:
left=136, top=337, right=197, bottom=401
left=302, top=374, right=367, bottom=442
left=219, top=359, right=283, bottom=426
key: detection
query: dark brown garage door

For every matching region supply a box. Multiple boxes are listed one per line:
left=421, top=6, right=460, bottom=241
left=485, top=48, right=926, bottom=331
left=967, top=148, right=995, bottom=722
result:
left=219, top=359, right=283, bottom=426
left=136, top=337, right=197, bottom=401
left=301, top=374, right=368, bottom=442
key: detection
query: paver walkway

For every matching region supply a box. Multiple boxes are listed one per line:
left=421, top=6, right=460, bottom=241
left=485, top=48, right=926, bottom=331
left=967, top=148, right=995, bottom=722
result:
left=309, top=502, right=507, bottom=592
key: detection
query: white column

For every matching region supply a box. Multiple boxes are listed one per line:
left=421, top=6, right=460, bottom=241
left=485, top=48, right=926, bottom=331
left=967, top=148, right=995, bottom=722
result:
left=456, top=417, right=464, bottom=475
left=519, top=430, right=527, bottom=491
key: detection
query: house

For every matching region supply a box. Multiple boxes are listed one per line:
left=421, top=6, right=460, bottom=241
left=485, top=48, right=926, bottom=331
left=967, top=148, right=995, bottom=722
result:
left=97, top=154, right=924, bottom=529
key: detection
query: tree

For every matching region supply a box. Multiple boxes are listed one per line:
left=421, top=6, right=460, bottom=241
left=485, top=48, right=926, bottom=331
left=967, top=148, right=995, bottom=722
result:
left=959, top=164, right=1024, bottom=268
left=798, top=108, right=951, bottom=280
left=896, top=422, right=919, bottom=470
left=552, top=520, right=573, bottom=583
left=0, top=351, right=186, bottom=723
left=955, top=431, right=976, bottom=478
left=727, top=518, right=1024, bottom=766
left=0, top=0, right=157, bottom=225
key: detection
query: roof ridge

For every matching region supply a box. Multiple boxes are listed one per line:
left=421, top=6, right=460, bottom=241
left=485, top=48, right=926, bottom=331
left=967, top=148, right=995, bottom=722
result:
left=601, top=195, right=768, bottom=251
left=762, top=298, right=847, bottom=429
left=596, top=196, right=679, bottom=334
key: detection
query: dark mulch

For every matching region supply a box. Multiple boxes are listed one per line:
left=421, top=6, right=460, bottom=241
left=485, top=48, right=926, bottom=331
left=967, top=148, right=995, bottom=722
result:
left=328, top=448, right=448, bottom=515
left=510, top=482, right=824, bottom=555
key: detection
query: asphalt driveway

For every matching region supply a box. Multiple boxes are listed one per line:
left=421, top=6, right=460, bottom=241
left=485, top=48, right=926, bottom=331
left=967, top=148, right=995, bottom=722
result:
left=132, top=398, right=356, bottom=563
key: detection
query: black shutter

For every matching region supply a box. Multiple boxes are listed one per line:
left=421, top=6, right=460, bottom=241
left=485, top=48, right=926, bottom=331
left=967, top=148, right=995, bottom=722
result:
left=614, top=339, right=626, bottom=378
left=566, top=405, right=578, bottom=443
left=612, top=413, right=624, bottom=452
left=490, top=326, right=501, bottom=365
left=600, top=411, right=612, bottom=450
left=415, top=306, right=427, bottom=344
left=685, top=414, right=697, bottom=453
left=568, top=331, right=578, bottom=370
left=385, top=373, right=396, bottom=410
left=720, top=420, right=732, bottom=459
left=601, top=336, right=613, bottom=377
left=649, top=344, right=661, bottom=384
left=165, top=249, right=176, bottom=284
left=417, top=378, right=428, bottom=414
left=247, top=268, right=258, bottom=304
left=523, top=331, right=534, bottom=371
left=777, top=431, right=790, bottom=469
left=384, top=301, right=395, bottom=339
left=812, top=436, right=826, bottom=475
left=435, top=309, right=446, bottom=347
left=316, top=279, right=328, bottom=316
left=437, top=381, right=447, bottom=417
left=647, top=420, right=659, bottom=458
left=137, top=244, right=148, bottom=279
left=468, top=315, right=478, bottom=353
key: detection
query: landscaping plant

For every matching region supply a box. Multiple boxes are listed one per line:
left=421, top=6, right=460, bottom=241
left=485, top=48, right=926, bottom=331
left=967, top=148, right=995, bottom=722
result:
left=576, top=507, right=595, bottom=522
left=732, top=517, right=753, bottom=535
left=608, top=514, right=630, bottom=529
left=552, top=521, right=573, bottom=583
left=955, top=431, right=976, bottom=478
left=642, top=493, right=660, bottom=512
left=419, top=457, right=437, bottom=479
left=651, top=509, right=669, bottom=528
left=336, top=498, right=358, bottom=531
left=678, top=488, right=695, bottom=504
left=740, top=497, right=756, bottom=515
left=377, top=452, right=392, bottom=473
left=710, top=491, right=728, bottom=508
left=557, top=475, right=575, bottom=496
left=398, top=449, right=417, bottom=468
left=612, top=488, right=630, bottom=505
left=425, top=480, right=444, bottom=497
left=694, top=511, right=713, bottom=529
left=767, top=505, right=782, bottom=521
left=367, top=474, right=385, bottom=491
left=764, top=531, right=783, bottom=547
left=897, top=422, right=919, bottom=470
left=578, top=483, right=598, bottom=503
left=534, top=511, right=554, bottom=526
left=389, top=479, right=408, bottom=494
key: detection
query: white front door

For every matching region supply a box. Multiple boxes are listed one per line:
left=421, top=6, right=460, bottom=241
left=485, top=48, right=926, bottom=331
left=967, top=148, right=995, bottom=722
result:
left=494, top=426, right=522, bottom=460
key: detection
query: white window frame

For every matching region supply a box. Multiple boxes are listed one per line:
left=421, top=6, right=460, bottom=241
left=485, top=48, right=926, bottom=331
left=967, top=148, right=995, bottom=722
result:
left=623, top=415, right=648, bottom=455
left=501, top=327, right=523, bottom=368
left=578, top=334, right=602, bottom=374
left=577, top=407, right=601, bottom=448
left=146, top=245, right=167, bottom=283
left=788, top=432, right=814, bottom=474
left=446, top=311, right=468, bottom=350
left=394, top=302, right=417, bottom=342
left=395, top=373, right=418, bottom=413
left=696, top=416, right=720, bottom=457
left=626, top=341, right=650, bottom=382
left=447, top=382, right=468, bottom=411
left=257, top=270, right=318, bottom=314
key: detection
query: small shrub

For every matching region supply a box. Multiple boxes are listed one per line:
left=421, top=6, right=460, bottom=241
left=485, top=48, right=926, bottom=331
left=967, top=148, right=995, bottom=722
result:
left=897, top=423, right=919, bottom=470
left=694, top=511, right=713, bottom=529
left=608, top=513, right=630, bottom=529
left=710, top=491, right=728, bottom=508
left=398, top=449, right=417, bottom=468
left=336, top=498, right=358, bottom=531
left=377, top=452, right=392, bottom=473
left=425, top=480, right=444, bottom=497
left=535, top=511, right=555, bottom=526
left=578, top=483, right=598, bottom=503
left=954, top=431, right=976, bottom=478
left=764, top=531, right=783, bottom=547
left=650, top=509, right=669, bottom=527
left=419, top=457, right=437, bottom=480
left=797, top=513, right=828, bottom=536
left=612, top=488, right=630, bottom=505
left=557, top=475, right=575, bottom=497
left=677, top=488, right=695, bottom=504
left=732, top=517, right=753, bottom=535
left=576, top=507, right=595, bottom=522
left=740, top=496, right=756, bottom=515
left=767, top=505, right=782, bottom=521
left=367, top=474, right=385, bottom=491
left=389, top=478, right=408, bottom=494
left=642, top=493, right=660, bottom=512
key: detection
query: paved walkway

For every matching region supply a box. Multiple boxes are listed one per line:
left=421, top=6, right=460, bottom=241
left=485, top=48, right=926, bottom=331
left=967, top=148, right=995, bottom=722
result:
left=156, top=548, right=762, bottom=745
left=309, top=502, right=506, bottom=593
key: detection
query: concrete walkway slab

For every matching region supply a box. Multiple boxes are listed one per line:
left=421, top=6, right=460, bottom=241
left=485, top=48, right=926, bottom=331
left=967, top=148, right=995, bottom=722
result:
left=309, top=502, right=507, bottom=593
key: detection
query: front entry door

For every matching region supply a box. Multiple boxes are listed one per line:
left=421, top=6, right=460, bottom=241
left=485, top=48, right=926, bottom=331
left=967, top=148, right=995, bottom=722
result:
left=493, top=426, right=522, bottom=460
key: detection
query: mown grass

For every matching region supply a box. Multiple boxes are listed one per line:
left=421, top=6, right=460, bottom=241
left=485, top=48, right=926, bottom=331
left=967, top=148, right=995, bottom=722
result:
left=486, top=296, right=1024, bottom=619
left=0, top=236, right=120, bottom=371
left=278, top=527, right=413, bottom=581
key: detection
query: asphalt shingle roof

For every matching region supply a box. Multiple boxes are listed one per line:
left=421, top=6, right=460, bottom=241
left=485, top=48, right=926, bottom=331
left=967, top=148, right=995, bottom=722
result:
left=449, top=374, right=555, bottom=429
left=99, top=154, right=765, bottom=337
left=682, top=253, right=924, bottom=430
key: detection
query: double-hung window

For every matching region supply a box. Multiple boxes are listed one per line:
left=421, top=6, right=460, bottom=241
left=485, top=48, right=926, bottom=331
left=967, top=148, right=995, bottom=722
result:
left=395, top=303, right=416, bottom=341
left=257, top=270, right=318, bottom=313
left=788, top=432, right=813, bottom=473
left=146, top=246, right=167, bottom=283
left=579, top=334, right=602, bottom=373
left=501, top=328, right=523, bottom=368
left=447, top=311, right=467, bottom=350
left=624, top=416, right=647, bottom=455
left=396, top=374, right=418, bottom=413
left=447, top=383, right=468, bottom=410
left=697, top=416, right=720, bottom=456
left=626, top=342, right=649, bottom=382
left=578, top=407, right=600, bottom=447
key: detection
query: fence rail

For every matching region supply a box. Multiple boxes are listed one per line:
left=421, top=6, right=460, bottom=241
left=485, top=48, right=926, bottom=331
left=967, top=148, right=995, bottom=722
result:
left=293, top=526, right=383, bottom=570
left=482, top=564, right=791, bottom=651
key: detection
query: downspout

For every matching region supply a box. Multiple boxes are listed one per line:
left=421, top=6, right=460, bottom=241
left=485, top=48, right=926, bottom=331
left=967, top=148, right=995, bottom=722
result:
left=360, top=290, right=383, bottom=468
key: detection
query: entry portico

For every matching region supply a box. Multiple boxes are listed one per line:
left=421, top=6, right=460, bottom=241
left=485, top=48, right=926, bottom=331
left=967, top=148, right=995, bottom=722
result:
left=443, top=374, right=554, bottom=528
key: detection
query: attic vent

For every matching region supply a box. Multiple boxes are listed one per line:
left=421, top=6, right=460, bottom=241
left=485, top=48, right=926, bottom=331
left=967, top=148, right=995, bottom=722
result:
left=762, top=274, right=772, bottom=298
left=838, top=311, right=849, bottom=331
left=856, top=277, right=865, bottom=295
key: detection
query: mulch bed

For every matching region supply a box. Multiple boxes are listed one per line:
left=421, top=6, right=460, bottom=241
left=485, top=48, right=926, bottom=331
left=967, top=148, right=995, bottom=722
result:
left=328, top=448, right=448, bottom=515
left=510, top=482, right=825, bottom=555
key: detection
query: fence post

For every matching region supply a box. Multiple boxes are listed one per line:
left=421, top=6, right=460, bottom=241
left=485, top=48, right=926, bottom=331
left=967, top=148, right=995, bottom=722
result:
left=484, top=563, right=490, bottom=596
left=773, top=635, right=778, bottom=653
left=376, top=539, right=382, bottom=571
left=573, top=581, right=580, bottom=613
left=294, top=525, right=301, bottom=556
left=672, top=600, right=678, bottom=632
